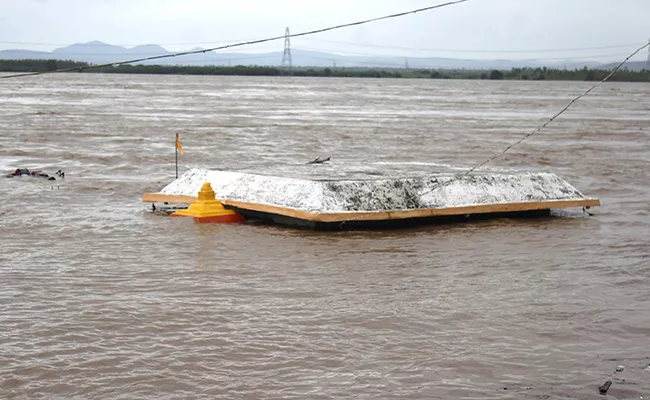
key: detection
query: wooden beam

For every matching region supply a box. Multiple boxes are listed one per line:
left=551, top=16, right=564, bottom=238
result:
left=142, top=193, right=197, bottom=204
left=310, top=199, right=600, bottom=222
left=143, top=192, right=599, bottom=223
left=222, top=200, right=318, bottom=221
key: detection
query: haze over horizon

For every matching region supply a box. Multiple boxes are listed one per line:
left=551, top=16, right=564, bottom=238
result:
left=1, top=0, right=648, bottom=64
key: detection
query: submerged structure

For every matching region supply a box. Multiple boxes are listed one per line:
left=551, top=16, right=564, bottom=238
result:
left=143, top=165, right=599, bottom=229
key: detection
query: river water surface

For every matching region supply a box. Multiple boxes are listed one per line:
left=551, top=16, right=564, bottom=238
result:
left=1, top=74, right=649, bottom=399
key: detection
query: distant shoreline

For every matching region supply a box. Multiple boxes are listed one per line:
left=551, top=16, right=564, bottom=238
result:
left=1, top=59, right=649, bottom=82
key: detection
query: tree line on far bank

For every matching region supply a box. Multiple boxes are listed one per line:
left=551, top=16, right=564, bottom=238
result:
left=1, top=59, right=649, bottom=82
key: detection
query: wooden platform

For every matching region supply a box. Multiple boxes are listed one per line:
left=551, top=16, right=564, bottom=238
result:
left=142, top=168, right=599, bottom=229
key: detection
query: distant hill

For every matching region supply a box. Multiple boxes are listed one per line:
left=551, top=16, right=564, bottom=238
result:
left=0, top=49, right=53, bottom=60
left=0, top=40, right=617, bottom=70
left=601, top=61, right=648, bottom=72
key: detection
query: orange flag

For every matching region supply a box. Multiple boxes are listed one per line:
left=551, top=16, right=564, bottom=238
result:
left=175, top=132, right=184, bottom=155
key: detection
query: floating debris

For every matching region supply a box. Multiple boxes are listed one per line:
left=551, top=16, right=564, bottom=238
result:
left=5, top=168, right=62, bottom=181
left=307, top=156, right=330, bottom=164
left=598, top=379, right=612, bottom=394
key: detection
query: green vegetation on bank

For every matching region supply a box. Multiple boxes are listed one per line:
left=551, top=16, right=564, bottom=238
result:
left=2, top=59, right=649, bottom=82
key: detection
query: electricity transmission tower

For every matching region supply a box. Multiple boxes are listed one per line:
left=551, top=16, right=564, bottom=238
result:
left=281, top=27, right=292, bottom=69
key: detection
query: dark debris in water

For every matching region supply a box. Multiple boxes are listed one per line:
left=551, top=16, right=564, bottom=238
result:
left=5, top=168, right=65, bottom=181
left=149, top=203, right=188, bottom=215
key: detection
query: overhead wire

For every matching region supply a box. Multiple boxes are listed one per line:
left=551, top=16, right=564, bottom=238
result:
left=460, top=40, right=650, bottom=176
left=0, top=0, right=470, bottom=80
left=1, top=1, right=647, bottom=227
left=292, top=45, right=640, bottom=64
left=2, top=38, right=640, bottom=55
left=338, top=40, right=650, bottom=227
left=296, top=38, right=645, bottom=54
left=0, top=39, right=261, bottom=48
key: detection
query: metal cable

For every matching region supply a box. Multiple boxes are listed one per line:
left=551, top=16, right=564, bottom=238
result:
left=339, top=41, right=650, bottom=228
left=0, top=0, right=470, bottom=80
left=462, top=41, right=650, bottom=176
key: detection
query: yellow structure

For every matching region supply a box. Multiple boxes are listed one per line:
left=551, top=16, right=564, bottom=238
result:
left=171, top=182, right=244, bottom=223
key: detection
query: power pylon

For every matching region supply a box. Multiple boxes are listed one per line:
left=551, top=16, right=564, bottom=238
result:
left=281, top=27, right=292, bottom=69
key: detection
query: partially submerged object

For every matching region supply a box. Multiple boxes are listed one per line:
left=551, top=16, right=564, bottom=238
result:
left=5, top=168, right=64, bottom=180
left=170, top=182, right=245, bottom=223
left=143, top=166, right=599, bottom=229
left=308, top=156, right=331, bottom=164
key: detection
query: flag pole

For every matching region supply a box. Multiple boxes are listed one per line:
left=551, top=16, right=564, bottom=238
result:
left=175, top=132, right=184, bottom=178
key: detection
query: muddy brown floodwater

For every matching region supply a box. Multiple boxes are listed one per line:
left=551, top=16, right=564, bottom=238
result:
left=1, top=74, right=649, bottom=399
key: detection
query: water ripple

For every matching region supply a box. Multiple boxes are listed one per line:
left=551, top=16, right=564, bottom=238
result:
left=1, top=75, right=649, bottom=399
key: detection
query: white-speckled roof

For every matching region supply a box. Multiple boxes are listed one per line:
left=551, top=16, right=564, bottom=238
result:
left=159, top=167, right=592, bottom=213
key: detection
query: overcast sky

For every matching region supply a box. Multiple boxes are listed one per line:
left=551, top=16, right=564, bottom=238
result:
left=1, top=0, right=648, bottom=62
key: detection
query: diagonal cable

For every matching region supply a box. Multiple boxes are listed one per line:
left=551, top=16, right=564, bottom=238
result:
left=338, top=40, right=650, bottom=226
left=462, top=40, right=650, bottom=176
left=1, top=0, right=470, bottom=80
